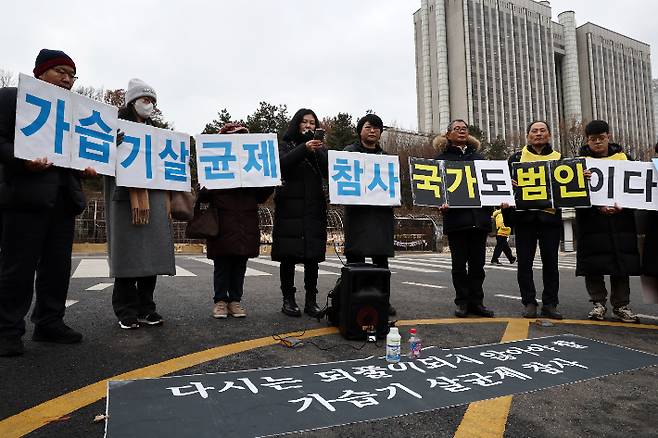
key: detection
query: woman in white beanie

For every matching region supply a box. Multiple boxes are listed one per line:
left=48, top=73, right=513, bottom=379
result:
left=104, top=78, right=175, bottom=329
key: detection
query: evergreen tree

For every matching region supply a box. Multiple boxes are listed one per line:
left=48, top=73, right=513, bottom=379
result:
left=202, top=108, right=238, bottom=134
left=325, top=112, right=357, bottom=149
left=245, top=101, right=289, bottom=140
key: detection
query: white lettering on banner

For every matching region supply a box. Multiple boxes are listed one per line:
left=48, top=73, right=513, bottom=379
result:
left=194, top=133, right=281, bottom=189
left=328, top=150, right=401, bottom=206
left=586, top=158, right=658, bottom=211
left=14, top=73, right=118, bottom=175
left=116, top=120, right=192, bottom=191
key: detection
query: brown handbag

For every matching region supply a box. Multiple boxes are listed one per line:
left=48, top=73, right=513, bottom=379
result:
left=185, top=198, right=219, bottom=239
left=170, top=191, right=195, bottom=221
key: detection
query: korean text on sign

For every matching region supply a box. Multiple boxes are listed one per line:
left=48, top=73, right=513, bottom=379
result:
left=329, top=150, right=401, bottom=206
left=195, top=133, right=281, bottom=190
left=14, top=73, right=118, bottom=176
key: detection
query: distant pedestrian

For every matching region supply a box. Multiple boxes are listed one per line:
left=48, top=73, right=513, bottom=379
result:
left=490, top=209, right=516, bottom=265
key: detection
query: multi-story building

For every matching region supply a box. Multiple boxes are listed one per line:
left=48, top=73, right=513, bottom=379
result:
left=414, top=0, right=655, bottom=158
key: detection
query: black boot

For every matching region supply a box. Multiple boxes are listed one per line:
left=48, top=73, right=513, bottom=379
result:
left=304, top=290, right=322, bottom=318
left=282, top=295, right=301, bottom=317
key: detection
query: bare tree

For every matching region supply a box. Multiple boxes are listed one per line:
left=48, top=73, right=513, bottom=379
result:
left=559, top=117, right=587, bottom=158
left=74, top=85, right=105, bottom=102
left=0, top=69, right=17, bottom=87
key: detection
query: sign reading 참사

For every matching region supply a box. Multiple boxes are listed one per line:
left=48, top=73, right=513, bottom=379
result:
left=104, top=334, right=658, bottom=438
left=329, top=150, right=401, bottom=206
left=14, top=73, right=119, bottom=176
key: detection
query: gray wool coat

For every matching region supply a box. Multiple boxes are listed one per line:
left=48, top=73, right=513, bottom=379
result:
left=103, top=178, right=176, bottom=278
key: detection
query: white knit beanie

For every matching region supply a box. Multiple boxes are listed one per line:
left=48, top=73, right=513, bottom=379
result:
left=125, top=78, right=157, bottom=105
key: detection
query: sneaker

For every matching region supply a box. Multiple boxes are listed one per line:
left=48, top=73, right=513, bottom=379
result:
left=0, top=336, right=24, bottom=357
left=509, top=256, right=517, bottom=264
left=228, top=302, right=247, bottom=318
left=587, top=302, right=607, bottom=321
left=523, top=303, right=538, bottom=318
left=469, top=304, right=495, bottom=318
left=455, top=304, right=468, bottom=318
left=138, top=312, right=164, bottom=326
left=213, top=301, right=228, bottom=319
left=613, top=306, right=639, bottom=323
left=540, top=305, right=564, bottom=320
left=119, top=318, right=140, bottom=330
left=32, top=323, right=83, bottom=344
left=490, top=260, right=503, bottom=265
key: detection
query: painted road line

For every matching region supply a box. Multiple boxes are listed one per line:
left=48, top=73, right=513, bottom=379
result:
left=189, top=257, right=271, bottom=276
left=71, top=259, right=108, bottom=278
left=636, top=314, right=658, bottom=321
left=64, top=300, right=78, bottom=308
left=495, top=294, right=542, bottom=303
left=72, top=259, right=197, bottom=278
left=402, top=281, right=446, bottom=289
left=3, top=318, right=657, bottom=438
left=253, top=258, right=338, bottom=275
left=454, top=319, right=530, bottom=438
left=320, top=260, right=443, bottom=274
left=85, top=283, right=113, bottom=291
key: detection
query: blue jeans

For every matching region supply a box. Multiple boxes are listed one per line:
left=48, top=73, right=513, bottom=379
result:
left=213, top=256, right=248, bottom=303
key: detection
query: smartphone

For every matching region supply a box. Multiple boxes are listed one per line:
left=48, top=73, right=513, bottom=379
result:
left=313, top=128, right=326, bottom=141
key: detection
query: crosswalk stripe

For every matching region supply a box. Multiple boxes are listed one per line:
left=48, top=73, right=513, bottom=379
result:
left=321, top=259, right=443, bottom=274
left=71, top=259, right=198, bottom=278
left=85, top=283, right=113, bottom=291
left=252, top=258, right=338, bottom=275
left=402, top=281, right=446, bottom=289
left=190, top=257, right=271, bottom=277
left=65, top=300, right=78, bottom=308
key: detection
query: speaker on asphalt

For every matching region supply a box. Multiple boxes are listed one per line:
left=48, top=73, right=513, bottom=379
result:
left=335, top=263, right=390, bottom=340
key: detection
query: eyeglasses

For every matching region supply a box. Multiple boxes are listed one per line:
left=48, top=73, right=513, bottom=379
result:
left=363, top=126, right=381, bottom=132
left=450, top=127, right=468, bottom=133
left=52, top=67, right=78, bottom=81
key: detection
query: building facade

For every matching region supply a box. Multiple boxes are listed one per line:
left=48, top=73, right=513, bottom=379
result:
left=414, top=0, right=655, bottom=158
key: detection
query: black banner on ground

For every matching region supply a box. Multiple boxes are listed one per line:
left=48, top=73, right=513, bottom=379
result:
left=513, top=161, right=553, bottom=210
left=105, top=335, right=658, bottom=438
left=550, top=158, right=591, bottom=208
left=409, top=157, right=446, bottom=207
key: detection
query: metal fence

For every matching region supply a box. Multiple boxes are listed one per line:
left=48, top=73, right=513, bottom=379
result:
left=74, top=200, right=444, bottom=251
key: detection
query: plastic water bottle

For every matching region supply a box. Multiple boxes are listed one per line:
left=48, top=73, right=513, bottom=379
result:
left=386, top=327, right=401, bottom=363
left=408, top=328, right=421, bottom=359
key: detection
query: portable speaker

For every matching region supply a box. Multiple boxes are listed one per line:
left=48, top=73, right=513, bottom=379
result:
left=337, top=263, right=390, bottom=340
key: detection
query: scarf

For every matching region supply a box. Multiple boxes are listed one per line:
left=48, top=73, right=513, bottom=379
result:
left=129, top=188, right=150, bottom=225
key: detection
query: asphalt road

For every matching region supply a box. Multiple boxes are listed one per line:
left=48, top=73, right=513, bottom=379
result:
left=1, top=250, right=657, bottom=437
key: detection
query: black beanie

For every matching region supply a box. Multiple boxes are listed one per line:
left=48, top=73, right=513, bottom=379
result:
left=356, top=114, right=384, bottom=135
left=585, top=120, right=609, bottom=136
left=33, top=49, right=76, bottom=77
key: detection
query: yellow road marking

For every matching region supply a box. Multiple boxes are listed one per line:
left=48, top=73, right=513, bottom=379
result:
left=1, top=318, right=656, bottom=438
left=453, top=319, right=530, bottom=438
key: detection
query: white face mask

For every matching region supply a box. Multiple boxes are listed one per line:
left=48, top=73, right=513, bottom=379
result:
left=134, top=100, right=154, bottom=119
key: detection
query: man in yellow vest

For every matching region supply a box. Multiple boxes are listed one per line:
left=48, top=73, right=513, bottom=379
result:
left=504, top=121, right=563, bottom=319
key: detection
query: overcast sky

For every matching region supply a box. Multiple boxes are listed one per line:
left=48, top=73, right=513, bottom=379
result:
left=2, top=1, right=656, bottom=134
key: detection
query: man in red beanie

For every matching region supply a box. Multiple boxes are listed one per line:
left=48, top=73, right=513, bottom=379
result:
left=0, top=49, right=95, bottom=357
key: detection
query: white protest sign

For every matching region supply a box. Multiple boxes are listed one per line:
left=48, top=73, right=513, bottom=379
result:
left=14, top=73, right=74, bottom=168
left=14, top=73, right=119, bottom=176
left=474, top=160, right=515, bottom=206
left=195, top=133, right=281, bottom=190
left=116, top=120, right=192, bottom=191
left=329, top=150, right=401, bottom=206
left=586, top=158, right=658, bottom=210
